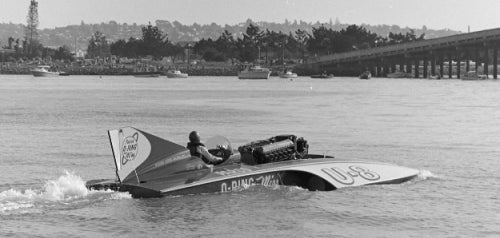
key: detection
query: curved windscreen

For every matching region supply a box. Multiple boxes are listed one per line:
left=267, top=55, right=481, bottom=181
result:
left=205, top=135, right=233, bottom=153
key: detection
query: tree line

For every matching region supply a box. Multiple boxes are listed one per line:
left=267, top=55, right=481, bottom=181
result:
left=2, top=21, right=425, bottom=64
left=88, top=23, right=185, bottom=62
left=105, top=22, right=425, bottom=65
left=191, top=23, right=425, bottom=64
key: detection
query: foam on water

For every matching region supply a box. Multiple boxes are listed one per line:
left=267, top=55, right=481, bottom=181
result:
left=0, top=171, right=131, bottom=213
left=417, top=169, right=438, bottom=180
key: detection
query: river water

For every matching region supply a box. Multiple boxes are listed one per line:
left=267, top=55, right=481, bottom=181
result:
left=0, top=75, right=499, bottom=237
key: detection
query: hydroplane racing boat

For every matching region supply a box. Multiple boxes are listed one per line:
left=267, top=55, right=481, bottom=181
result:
left=86, top=127, right=419, bottom=198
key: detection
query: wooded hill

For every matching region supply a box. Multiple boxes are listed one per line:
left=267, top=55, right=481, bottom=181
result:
left=0, top=19, right=460, bottom=50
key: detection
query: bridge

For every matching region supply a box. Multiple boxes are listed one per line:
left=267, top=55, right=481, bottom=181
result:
left=299, top=27, right=500, bottom=79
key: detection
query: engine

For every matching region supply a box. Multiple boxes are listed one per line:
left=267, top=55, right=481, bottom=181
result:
left=238, top=135, right=309, bottom=165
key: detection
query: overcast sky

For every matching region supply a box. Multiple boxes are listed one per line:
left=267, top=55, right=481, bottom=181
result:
left=1, top=0, right=499, bottom=32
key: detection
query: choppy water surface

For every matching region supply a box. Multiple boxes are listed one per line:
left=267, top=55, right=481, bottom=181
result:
left=0, top=75, right=499, bottom=237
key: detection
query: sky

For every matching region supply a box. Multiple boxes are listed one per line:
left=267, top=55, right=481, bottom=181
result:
left=1, top=0, right=500, bottom=32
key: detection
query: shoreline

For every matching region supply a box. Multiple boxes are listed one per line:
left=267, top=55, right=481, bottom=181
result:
left=0, top=64, right=295, bottom=76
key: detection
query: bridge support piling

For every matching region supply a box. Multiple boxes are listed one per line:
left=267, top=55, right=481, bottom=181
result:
left=423, top=58, right=428, bottom=78
left=406, top=60, right=412, bottom=74
left=484, top=48, right=489, bottom=76
left=431, top=58, right=436, bottom=76
left=465, top=51, right=470, bottom=72
left=493, top=47, right=498, bottom=79
left=457, top=54, right=461, bottom=79
left=414, top=59, right=420, bottom=78
left=399, top=62, right=404, bottom=71
left=448, top=56, right=453, bottom=79
left=439, top=57, right=444, bottom=77
left=475, top=48, right=480, bottom=72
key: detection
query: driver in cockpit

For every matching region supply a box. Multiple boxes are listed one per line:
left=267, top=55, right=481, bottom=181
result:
left=187, top=131, right=224, bottom=164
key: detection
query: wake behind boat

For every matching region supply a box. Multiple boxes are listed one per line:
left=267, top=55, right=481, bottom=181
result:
left=86, top=127, right=419, bottom=198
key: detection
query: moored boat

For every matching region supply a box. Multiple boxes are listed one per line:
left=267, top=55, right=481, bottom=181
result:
left=461, top=71, right=487, bottom=80
left=359, top=71, right=371, bottom=79
left=86, top=127, right=420, bottom=198
left=166, top=70, right=188, bottom=78
left=428, top=74, right=441, bottom=80
left=31, top=65, right=60, bottom=77
left=311, top=73, right=334, bottom=79
left=238, top=65, right=271, bottom=79
left=279, top=70, right=298, bottom=78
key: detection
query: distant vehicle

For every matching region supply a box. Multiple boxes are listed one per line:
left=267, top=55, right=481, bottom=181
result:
left=31, top=65, right=60, bottom=77
left=279, top=69, right=298, bottom=78
left=461, top=71, right=487, bottom=80
left=238, top=65, right=271, bottom=79
left=166, top=70, right=188, bottom=78
left=359, top=71, right=371, bottom=79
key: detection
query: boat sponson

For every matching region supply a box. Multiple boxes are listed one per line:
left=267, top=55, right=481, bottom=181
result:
left=86, top=179, right=161, bottom=198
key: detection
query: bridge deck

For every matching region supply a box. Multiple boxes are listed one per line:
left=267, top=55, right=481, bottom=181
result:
left=309, top=28, right=500, bottom=64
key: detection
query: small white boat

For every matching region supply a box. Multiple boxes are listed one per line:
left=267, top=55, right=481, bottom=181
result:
left=279, top=70, right=298, bottom=78
left=461, top=71, right=487, bottom=80
left=166, top=70, right=188, bottom=78
left=31, top=65, right=60, bottom=77
left=311, top=73, right=334, bottom=79
left=359, top=71, right=371, bottom=79
left=238, top=65, right=271, bottom=79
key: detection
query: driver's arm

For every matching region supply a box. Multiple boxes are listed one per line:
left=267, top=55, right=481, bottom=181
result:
left=198, top=146, right=223, bottom=163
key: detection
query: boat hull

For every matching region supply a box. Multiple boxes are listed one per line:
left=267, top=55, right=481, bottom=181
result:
left=87, top=157, right=419, bottom=198
left=359, top=72, right=371, bottom=79
left=279, top=73, right=298, bottom=78
left=166, top=71, right=188, bottom=78
left=311, top=74, right=334, bottom=79
left=32, top=71, right=59, bottom=77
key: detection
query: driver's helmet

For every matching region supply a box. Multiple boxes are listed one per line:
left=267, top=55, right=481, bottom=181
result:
left=189, top=131, right=201, bottom=143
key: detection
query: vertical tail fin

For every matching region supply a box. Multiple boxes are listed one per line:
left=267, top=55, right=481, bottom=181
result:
left=108, top=127, right=152, bottom=183
left=107, top=127, right=190, bottom=184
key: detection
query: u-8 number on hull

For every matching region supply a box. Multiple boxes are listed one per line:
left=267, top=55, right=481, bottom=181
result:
left=321, top=166, right=380, bottom=185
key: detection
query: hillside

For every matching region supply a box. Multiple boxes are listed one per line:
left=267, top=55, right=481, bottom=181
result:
left=0, top=19, right=461, bottom=51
